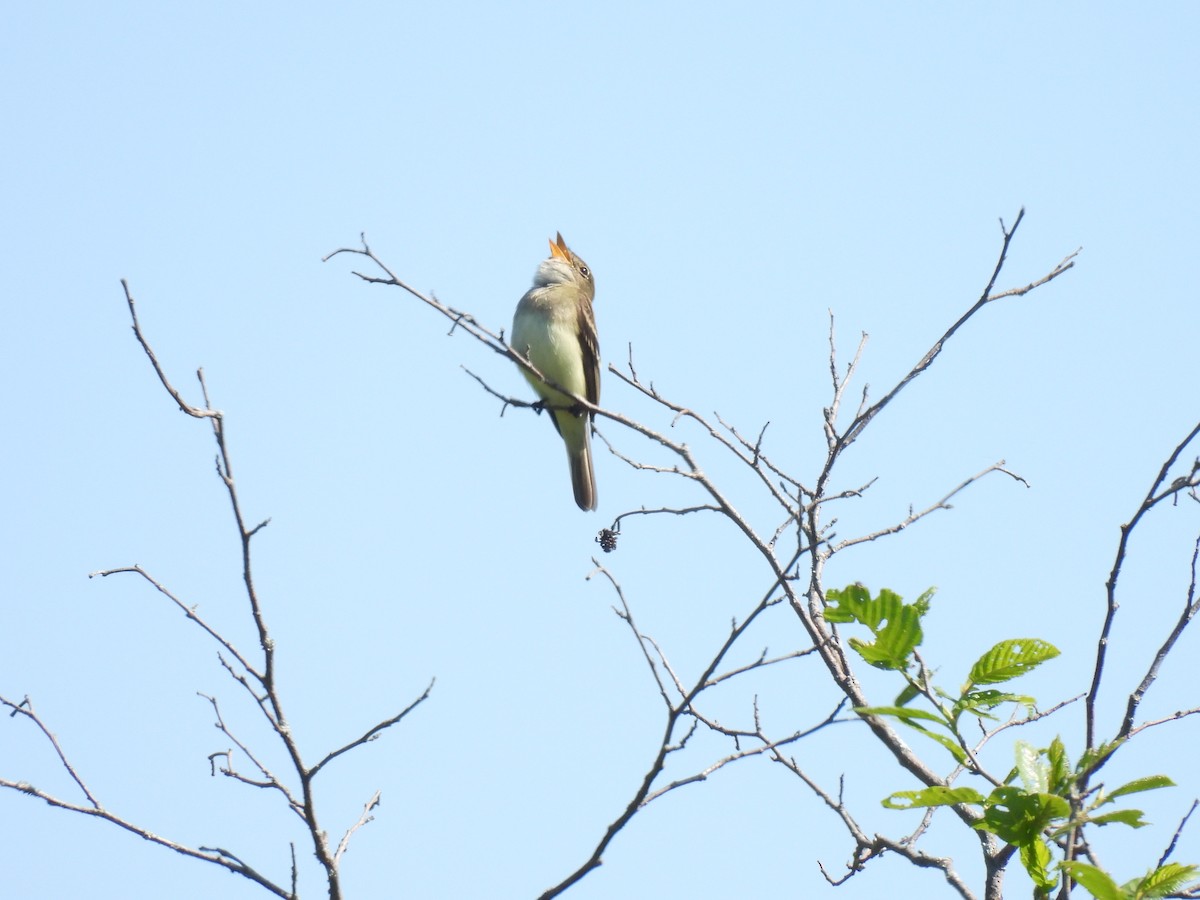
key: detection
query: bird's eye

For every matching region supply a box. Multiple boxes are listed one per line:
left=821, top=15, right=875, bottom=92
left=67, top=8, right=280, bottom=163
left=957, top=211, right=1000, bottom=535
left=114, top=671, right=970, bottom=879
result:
left=579, top=265, right=590, bottom=278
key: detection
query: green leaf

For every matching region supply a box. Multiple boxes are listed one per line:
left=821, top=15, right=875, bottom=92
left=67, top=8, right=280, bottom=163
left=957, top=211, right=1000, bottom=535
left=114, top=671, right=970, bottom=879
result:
left=855, top=707, right=965, bottom=761
left=1019, top=839, right=1057, bottom=893
left=882, top=785, right=987, bottom=809
left=1108, top=774, right=1174, bottom=800
left=913, top=586, right=936, bottom=616
left=965, top=638, right=1060, bottom=688
left=854, top=586, right=902, bottom=630
left=974, top=786, right=1070, bottom=844
left=1086, top=808, right=1149, bottom=828
left=1047, top=737, right=1071, bottom=793
left=955, top=689, right=1033, bottom=717
left=893, top=678, right=923, bottom=708
left=1015, top=740, right=1049, bottom=794
left=1133, top=862, right=1200, bottom=898
left=1061, top=862, right=1122, bottom=900
left=850, top=634, right=913, bottom=670
left=916, top=728, right=969, bottom=764
left=855, top=705, right=947, bottom=726
left=1077, top=738, right=1124, bottom=777
left=825, top=585, right=927, bottom=670
left=824, top=584, right=872, bottom=624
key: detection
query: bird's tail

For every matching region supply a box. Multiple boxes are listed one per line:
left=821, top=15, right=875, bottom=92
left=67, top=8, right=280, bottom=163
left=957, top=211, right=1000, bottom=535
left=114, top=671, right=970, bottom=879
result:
left=568, top=427, right=597, bottom=511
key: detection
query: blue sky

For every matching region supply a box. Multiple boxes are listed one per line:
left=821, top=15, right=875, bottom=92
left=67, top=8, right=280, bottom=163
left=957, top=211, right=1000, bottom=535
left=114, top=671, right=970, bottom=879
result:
left=3, top=3, right=1199, bottom=898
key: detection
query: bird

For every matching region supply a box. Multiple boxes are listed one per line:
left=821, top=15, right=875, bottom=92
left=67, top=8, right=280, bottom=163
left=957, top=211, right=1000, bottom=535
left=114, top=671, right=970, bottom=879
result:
left=511, top=232, right=600, bottom=511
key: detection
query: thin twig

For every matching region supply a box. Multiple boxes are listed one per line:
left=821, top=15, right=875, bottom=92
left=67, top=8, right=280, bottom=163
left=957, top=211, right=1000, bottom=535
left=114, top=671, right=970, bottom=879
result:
left=88, top=565, right=263, bottom=684
left=334, top=791, right=382, bottom=865
left=1158, top=799, right=1199, bottom=868
left=1, top=696, right=98, bottom=806
left=840, top=212, right=1077, bottom=449
left=1087, top=421, right=1200, bottom=750
left=0, top=735, right=289, bottom=897
left=310, top=681, right=435, bottom=779
left=830, top=461, right=1028, bottom=552
left=1120, top=534, right=1200, bottom=736
left=121, top=280, right=219, bottom=420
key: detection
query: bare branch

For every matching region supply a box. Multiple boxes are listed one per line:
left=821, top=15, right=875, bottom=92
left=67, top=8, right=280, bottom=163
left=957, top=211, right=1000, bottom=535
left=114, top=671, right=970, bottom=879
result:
left=324, top=236, right=510, bottom=350
left=121, top=280, right=219, bottom=420
left=1119, top=534, right=1200, bottom=737
left=969, top=694, right=1083, bottom=755
left=824, top=313, right=870, bottom=451
left=772, top=751, right=976, bottom=900
left=199, top=692, right=303, bottom=815
left=334, top=791, right=382, bottom=866
left=1125, top=707, right=1200, bottom=738
left=606, top=504, right=725, bottom=529
left=545, top=560, right=825, bottom=899
left=831, top=461, right=1028, bottom=553
left=838, top=211, right=1077, bottom=449
left=1, top=696, right=98, bottom=807
left=88, top=564, right=263, bottom=684
left=784, top=217, right=1081, bottom=845
left=310, top=680, right=435, bottom=779
left=1087, top=420, right=1200, bottom=751
left=641, top=722, right=815, bottom=806
left=38, top=282, right=443, bottom=899
left=0, top=696, right=291, bottom=898
left=705, top=646, right=817, bottom=688
left=593, top=565, right=672, bottom=705
left=1158, top=799, right=1200, bottom=868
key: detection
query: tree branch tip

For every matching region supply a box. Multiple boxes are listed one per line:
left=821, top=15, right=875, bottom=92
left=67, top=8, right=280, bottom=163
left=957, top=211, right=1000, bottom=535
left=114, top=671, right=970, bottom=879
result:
left=87, top=566, right=133, bottom=579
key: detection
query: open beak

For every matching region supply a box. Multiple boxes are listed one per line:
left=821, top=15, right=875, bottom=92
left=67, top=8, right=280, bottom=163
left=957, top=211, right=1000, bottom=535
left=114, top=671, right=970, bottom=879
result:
left=549, top=232, right=571, bottom=260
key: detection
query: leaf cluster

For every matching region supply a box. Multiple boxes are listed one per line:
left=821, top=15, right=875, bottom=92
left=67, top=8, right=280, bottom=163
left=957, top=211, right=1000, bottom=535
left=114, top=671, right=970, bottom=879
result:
left=827, top=584, right=1197, bottom=899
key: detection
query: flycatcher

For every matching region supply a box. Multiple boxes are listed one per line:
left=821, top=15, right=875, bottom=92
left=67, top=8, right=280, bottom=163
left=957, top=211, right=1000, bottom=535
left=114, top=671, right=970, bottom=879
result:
left=511, top=232, right=600, bottom=511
